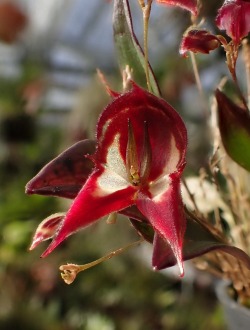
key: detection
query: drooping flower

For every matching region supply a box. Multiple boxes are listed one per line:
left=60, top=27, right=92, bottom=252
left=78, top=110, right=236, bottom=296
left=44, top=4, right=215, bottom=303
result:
left=26, top=83, right=187, bottom=276
left=156, top=0, right=198, bottom=16
left=179, top=29, right=221, bottom=57
left=216, top=0, right=250, bottom=45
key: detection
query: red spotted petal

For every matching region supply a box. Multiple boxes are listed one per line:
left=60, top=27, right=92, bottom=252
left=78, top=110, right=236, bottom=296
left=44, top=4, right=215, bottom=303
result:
left=156, top=0, right=198, bottom=15
left=136, top=174, right=186, bottom=277
left=41, top=169, right=137, bottom=257
left=216, top=0, right=250, bottom=44
left=180, top=29, right=221, bottom=57
left=26, top=140, right=96, bottom=199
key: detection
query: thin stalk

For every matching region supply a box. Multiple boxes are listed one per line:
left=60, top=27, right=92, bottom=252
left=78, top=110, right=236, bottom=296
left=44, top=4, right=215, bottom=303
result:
left=190, top=52, right=208, bottom=116
left=60, top=238, right=144, bottom=284
left=182, top=179, right=201, bottom=216
left=138, top=0, right=153, bottom=92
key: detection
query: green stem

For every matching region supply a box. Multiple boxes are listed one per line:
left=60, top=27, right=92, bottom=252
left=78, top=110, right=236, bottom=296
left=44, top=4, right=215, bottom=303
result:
left=190, top=51, right=209, bottom=116
left=138, top=0, right=153, bottom=92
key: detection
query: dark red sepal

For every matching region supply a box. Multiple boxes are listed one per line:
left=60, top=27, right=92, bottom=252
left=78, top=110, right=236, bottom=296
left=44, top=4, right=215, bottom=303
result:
left=25, top=140, right=96, bottom=199
left=180, top=29, right=220, bottom=57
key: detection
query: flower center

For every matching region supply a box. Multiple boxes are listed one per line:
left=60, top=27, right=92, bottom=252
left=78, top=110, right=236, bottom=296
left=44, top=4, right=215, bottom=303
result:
left=129, top=165, right=141, bottom=186
left=126, top=120, right=152, bottom=187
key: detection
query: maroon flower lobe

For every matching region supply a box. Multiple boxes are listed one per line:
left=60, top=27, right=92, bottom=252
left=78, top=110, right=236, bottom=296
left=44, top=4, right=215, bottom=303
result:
left=26, top=140, right=96, bottom=199
left=216, top=0, right=250, bottom=45
left=180, top=29, right=221, bottom=57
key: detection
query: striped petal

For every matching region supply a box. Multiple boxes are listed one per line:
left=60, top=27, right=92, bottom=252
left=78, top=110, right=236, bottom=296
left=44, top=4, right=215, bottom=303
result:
left=26, top=140, right=96, bottom=199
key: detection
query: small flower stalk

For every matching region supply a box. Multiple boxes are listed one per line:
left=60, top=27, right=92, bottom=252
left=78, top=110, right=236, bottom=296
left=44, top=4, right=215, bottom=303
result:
left=59, top=239, right=143, bottom=284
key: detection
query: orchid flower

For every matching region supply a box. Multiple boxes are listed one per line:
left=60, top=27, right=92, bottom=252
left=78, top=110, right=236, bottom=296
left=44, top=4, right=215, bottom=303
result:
left=216, top=0, right=250, bottom=46
left=26, top=82, right=187, bottom=276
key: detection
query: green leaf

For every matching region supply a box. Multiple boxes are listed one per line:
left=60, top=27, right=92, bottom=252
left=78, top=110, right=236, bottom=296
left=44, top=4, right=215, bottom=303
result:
left=113, top=0, right=161, bottom=96
left=215, top=89, right=250, bottom=172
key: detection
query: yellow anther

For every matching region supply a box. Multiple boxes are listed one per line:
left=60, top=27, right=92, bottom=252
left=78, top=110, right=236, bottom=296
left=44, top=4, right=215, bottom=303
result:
left=130, top=165, right=140, bottom=185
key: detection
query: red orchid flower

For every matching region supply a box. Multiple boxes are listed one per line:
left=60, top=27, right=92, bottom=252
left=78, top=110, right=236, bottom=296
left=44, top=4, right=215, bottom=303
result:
left=26, top=83, right=187, bottom=276
left=156, top=0, right=198, bottom=16
left=216, top=0, right=250, bottom=45
left=179, top=29, right=221, bottom=57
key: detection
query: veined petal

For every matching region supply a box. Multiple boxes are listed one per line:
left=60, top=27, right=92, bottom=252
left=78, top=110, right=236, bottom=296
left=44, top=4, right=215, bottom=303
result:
left=41, top=168, right=137, bottom=257
left=136, top=174, right=186, bottom=276
left=26, top=140, right=96, bottom=199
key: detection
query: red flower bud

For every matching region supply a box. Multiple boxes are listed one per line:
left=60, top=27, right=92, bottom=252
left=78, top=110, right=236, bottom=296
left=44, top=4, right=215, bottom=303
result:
left=179, top=29, right=221, bottom=57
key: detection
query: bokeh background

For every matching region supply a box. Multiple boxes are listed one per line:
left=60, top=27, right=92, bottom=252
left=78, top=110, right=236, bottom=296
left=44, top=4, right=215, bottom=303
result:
left=0, top=0, right=231, bottom=329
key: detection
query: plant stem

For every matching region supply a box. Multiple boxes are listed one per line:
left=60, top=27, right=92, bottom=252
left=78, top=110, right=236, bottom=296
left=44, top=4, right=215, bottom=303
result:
left=138, top=0, right=153, bottom=92
left=190, top=52, right=208, bottom=116
left=60, top=238, right=144, bottom=284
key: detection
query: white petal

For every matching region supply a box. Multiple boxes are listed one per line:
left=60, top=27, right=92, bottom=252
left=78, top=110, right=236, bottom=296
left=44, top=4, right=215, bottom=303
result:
left=106, top=134, right=127, bottom=179
left=97, top=167, right=131, bottom=194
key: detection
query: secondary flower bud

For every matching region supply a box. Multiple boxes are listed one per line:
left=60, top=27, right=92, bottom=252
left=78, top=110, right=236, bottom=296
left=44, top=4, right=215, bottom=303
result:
left=180, top=29, right=220, bottom=57
left=216, top=0, right=250, bottom=45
